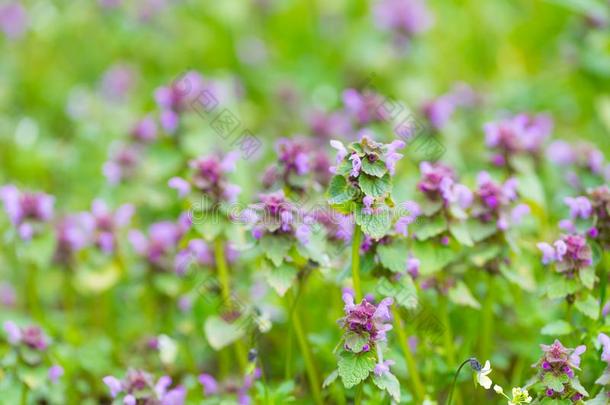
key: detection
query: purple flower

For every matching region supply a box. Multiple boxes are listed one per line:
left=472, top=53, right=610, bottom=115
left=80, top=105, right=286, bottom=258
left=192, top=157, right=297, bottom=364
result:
left=0, top=2, right=27, bottom=39
left=0, top=185, right=54, bottom=240
left=168, top=177, right=191, bottom=198
left=373, top=0, right=433, bottom=38
left=330, top=140, right=348, bottom=171
left=349, top=153, right=362, bottom=177
left=0, top=283, right=16, bottom=307
left=130, top=115, right=157, bottom=143
left=21, top=325, right=48, bottom=350
left=598, top=333, right=610, bottom=364
left=103, top=376, right=123, bottom=398
left=374, top=359, right=395, bottom=376
left=406, top=257, right=420, bottom=278
left=3, top=320, right=22, bottom=344
left=186, top=153, right=241, bottom=203
left=54, top=212, right=95, bottom=263
left=130, top=213, right=190, bottom=268
left=340, top=294, right=394, bottom=351
left=198, top=373, right=218, bottom=395
left=48, top=365, right=64, bottom=383
left=395, top=201, right=420, bottom=236
left=484, top=113, right=552, bottom=158
left=342, top=89, right=388, bottom=125
left=100, top=63, right=136, bottom=102
left=275, top=138, right=311, bottom=175
left=537, top=242, right=557, bottom=265
left=565, top=196, right=592, bottom=219
left=90, top=200, right=134, bottom=254
left=384, top=140, right=405, bottom=175
left=418, top=162, right=457, bottom=201
left=363, top=195, right=375, bottom=215
left=422, top=96, right=455, bottom=130
left=103, top=143, right=141, bottom=185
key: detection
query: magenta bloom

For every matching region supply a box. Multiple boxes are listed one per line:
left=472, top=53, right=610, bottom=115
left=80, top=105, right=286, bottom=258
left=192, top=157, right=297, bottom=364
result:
left=4, top=321, right=48, bottom=351
left=48, top=365, right=64, bottom=383
left=373, top=0, right=433, bottom=39
left=564, top=196, right=592, bottom=219
left=471, top=172, right=527, bottom=230
left=103, top=143, right=142, bottom=185
left=0, top=2, right=27, bottom=39
left=130, top=115, right=157, bottom=143
left=340, top=293, right=394, bottom=351
left=484, top=113, right=553, bottom=158
left=54, top=212, right=95, bottom=263
left=103, top=370, right=185, bottom=404
left=174, top=239, right=238, bottom=275
left=89, top=199, right=134, bottom=254
left=129, top=213, right=191, bottom=269
left=100, top=63, right=137, bottom=102
left=0, top=185, right=54, bottom=240
left=342, top=88, right=389, bottom=125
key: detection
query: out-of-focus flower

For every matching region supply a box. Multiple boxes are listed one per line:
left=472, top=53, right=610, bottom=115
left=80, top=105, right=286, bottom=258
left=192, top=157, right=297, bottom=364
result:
left=0, top=282, right=16, bottom=307
left=342, top=89, right=389, bottom=125
left=373, top=0, right=433, bottom=40
left=129, top=213, right=191, bottom=269
left=130, top=115, right=157, bottom=143
left=89, top=200, right=134, bottom=254
left=174, top=239, right=238, bottom=275
left=0, top=2, right=27, bottom=39
left=53, top=212, right=95, bottom=264
left=308, top=110, right=352, bottom=142
left=100, top=63, right=137, bottom=101
left=103, top=143, right=142, bottom=185
left=538, top=234, right=592, bottom=273
left=198, top=374, right=218, bottom=395
left=170, top=152, right=241, bottom=203
left=472, top=172, right=528, bottom=230
left=474, top=360, right=493, bottom=389
left=103, top=370, right=185, bottom=404
left=48, top=365, right=64, bottom=383
left=0, top=185, right=54, bottom=240
left=564, top=196, right=592, bottom=219
left=3, top=321, right=48, bottom=351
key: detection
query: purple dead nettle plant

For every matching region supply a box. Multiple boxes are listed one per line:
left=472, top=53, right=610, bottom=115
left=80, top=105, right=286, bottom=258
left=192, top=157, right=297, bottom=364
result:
left=527, top=339, right=588, bottom=402
left=198, top=367, right=261, bottom=404
left=547, top=140, right=610, bottom=191
left=421, top=82, right=479, bottom=131
left=2, top=321, right=64, bottom=395
left=560, top=185, right=610, bottom=250
left=594, top=333, right=610, bottom=400
left=484, top=113, right=553, bottom=170
left=0, top=185, right=54, bottom=240
left=372, top=0, right=433, bottom=48
left=261, top=137, right=332, bottom=195
left=103, top=369, right=186, bottom=405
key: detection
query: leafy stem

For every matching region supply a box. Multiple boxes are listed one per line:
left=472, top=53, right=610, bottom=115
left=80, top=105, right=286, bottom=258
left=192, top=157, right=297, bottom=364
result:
left=351, top=225, right=362, bottom=301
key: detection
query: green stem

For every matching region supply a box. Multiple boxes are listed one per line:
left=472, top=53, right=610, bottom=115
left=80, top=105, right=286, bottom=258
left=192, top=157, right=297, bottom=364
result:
left=290, top=290, right=323, bottom=405
left=599, top=252, right=609, bottom=320
left=20, top=384, right=28, bottom=405
left=447, top=359, right=472, bottom=405
left=26, top=261, right=43, bottom=324
left=391, top=307, right=425, bottom=402
left=351, top=225, right=362, bottom=301
left=213, top=238, right=248, bottom=372
left=439, top=295, right=462, bottom=405
left=354, top=383, right=364, bottom=405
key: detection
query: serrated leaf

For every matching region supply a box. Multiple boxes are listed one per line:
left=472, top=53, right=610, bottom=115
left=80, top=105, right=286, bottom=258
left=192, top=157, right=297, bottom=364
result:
left=377, top=241, right=406, bottom=273
left=449, top=221, right=473, bottom=246
left=344, top=332, right=370, bottom=353
left=372, top=371, right=401, bottom=402
left=413, top=215, right=447, bottom=240
left=337, top=351, right=376, bottom=388
left=266, top=263, right=298, bottom=296
left=355, top=207, right=391, bottom=239
left=543, top=372, right=566, bottom=393
left=575, top=294, right=599, bottom=320
left=469, top=244, right=501, bottom=267
left=260, top=235, right=291, bottom=266
left=448, top=281, right=481, bottom=309
left=541, top=320, right=573, bottom=336
left=358, top=173, right=391, bottom=197
left=204, top=315, right=246, bottom=350
left=335, top=159, right=353, bottom=176
left=328, top=175, right=356, bottom=205
left=361, top=159, right=387, bottom=177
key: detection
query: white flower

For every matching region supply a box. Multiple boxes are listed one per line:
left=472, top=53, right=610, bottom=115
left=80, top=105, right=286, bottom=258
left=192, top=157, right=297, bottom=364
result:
left=493, top=384, right=503, bottom=394
left=475, top=360, right=493, bottom=389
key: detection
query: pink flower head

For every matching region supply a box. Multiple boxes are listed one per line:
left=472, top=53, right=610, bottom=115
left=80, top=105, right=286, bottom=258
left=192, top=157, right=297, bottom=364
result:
left=340, top=295, right=394, bottom=351
left=0, top=185, right=54, bottom=240
left=373, top=0, right=433, bottom=38
left=564, top=196, right=592, bottom=219
left=0, top=2, right=27, bottom=39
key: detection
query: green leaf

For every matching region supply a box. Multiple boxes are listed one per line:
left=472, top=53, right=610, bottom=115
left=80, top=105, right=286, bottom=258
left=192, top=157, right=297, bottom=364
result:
left=266, top=263, right=298, bottom=296
left=546, top=277, right=580, bottom=299
left=571, top=376, right=588, bottom=396
left=466, top=219, right=498, bottom=242
left=358, top=173, right=391, bottom=197
left=337, top=351, right=376, bottom=389
left=193, top=213, right=227, bottom=241
left=377, top=240, right=407, bottom=273
left=543, top=372, right=566, bottom=393
left=541, top=320, right=573, bottom=336
left=355, top=207, right=391, bottom=239
left=448, top=281, right=481, bottom=309
left=376, top=277, right=418, bottom=309
left=372, top=371, right=401, bottom=402
left=361, top=158, right=388, bottom=177
left=344, top=331, right=370, bottom=353
left=579, top=267, right=596, bottom=290
left=335, top=159, right=353, bottom=176
left=586, top=389, right=608, bottom=405
left=204, top=315, right=246, bottom=350
left=328, top=175, right=356, bottom=205
left=260, top=235, right=291, bottom=266
left=413, top=215, right=447, bottom=240
left=323, top=370, right=339, bottom=388
left=449, top=221, right=473, bottom=246
left=575, top=294, right=599, bottom=320
left=469, top=245, right=501, bottom=267
left=411, top=240, right=457, bottom=275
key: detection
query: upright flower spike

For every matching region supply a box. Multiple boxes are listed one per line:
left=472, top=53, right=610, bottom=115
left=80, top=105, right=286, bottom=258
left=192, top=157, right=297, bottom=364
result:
left=0, top=185, right=54, bottom=240
left=531, top=340, right=588, bottom=401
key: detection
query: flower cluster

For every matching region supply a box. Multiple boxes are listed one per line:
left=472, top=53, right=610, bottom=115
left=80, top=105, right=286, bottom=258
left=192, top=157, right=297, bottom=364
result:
left=417, top=162, right=472, bottom=210
left=244, top=190, right=312, bottom=245
left=154, top=70, right=207, bottom=133
left=198, top=368, right=261, bottom=405
left=484, top=113, right=553, bottom=167
left=595, top=333, right=610, bottom=387
left=561, top=186, right=610, bottom=248
left=129, top=213, right=191, bottom=270
left=174, top=239, right=238, bottom=275
left=341, top=89, right=390, bottom=126
left=471, top=172, right=529, bottom=231
left=103, top=142, right=142, bottom=185
left=169, top=152, right=241, bottom=203
left=339, top=292, right=393, bottom=353
left=103, top=369, right=186, bottom=405
left=533, top=339, right=587, bottom=402
left=421, top=82, right=479, bottom=130
left=547, top=141, right=610, bottom=189
left=373, top=0, right=433, bottom=43
left=262, top=137, right=331, bottom=193
left=537, top=234, right=592, bottom=272
left=3, top=321, right=48, bottom=351
left=0, top=185, right=54, bottom=240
